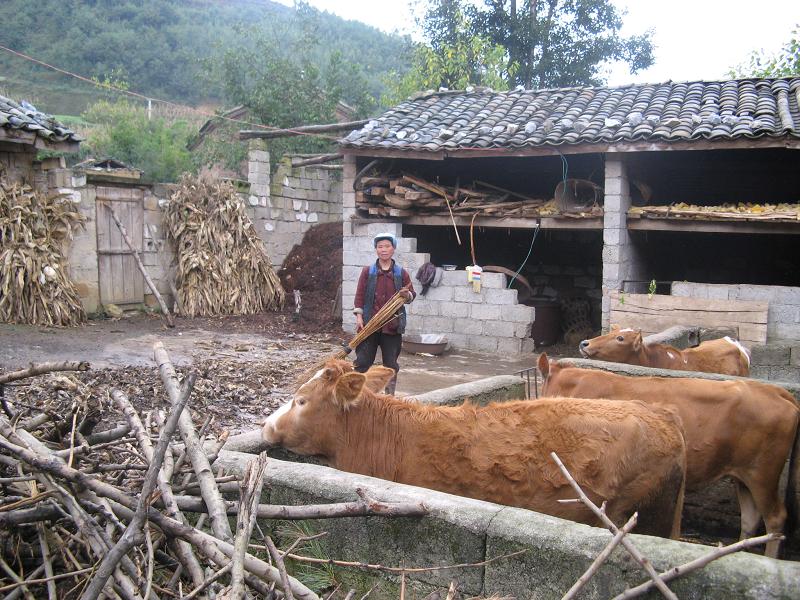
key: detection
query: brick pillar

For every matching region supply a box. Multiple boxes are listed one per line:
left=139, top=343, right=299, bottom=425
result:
left=601, top=155, right=645, bottom=330
left=247, top=140, right=270, bottom=208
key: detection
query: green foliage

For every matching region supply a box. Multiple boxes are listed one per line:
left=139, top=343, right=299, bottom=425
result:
left=383, top=3, right=514, bottom=105
left=648, top=278, right=657, bottom=298
left=81, top=99, right=193, bottom=182
left=0, top=0, right=408, bottom=115
left=729, top=25, right=800, bottom=77
left=414, top=0, right=654, bottom=89
left=207, top=9, right=371, bottom=160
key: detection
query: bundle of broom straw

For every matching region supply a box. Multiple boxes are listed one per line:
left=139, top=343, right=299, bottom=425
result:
left=297, top=285, right=411, bottom=385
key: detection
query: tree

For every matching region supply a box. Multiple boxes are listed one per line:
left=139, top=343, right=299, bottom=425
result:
left=383, top=1, right=514, bottom=105
left=729, top=25, right=800, bottom=78
left=461, top=0, right=654, bottom=88
left=81, top=99, right=193, bottom=183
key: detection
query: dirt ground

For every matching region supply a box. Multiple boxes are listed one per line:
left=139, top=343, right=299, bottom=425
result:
left=1, top=310, right=552, bottom=435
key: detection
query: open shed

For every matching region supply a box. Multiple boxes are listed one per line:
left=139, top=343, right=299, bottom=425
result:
left=338, top=77, right=800, bottom=357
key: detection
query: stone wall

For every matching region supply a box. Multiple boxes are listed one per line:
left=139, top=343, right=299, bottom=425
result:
left=215, top=451, right=800, bottom=599
left=245, top=145, right=342, bottom=267
left=0, top=143, right=37, bottom=185
left=671, top=281, right=800, bottom=383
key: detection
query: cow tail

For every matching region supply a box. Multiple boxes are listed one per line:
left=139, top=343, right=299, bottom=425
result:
left=785, top=405, right=800, bottom=538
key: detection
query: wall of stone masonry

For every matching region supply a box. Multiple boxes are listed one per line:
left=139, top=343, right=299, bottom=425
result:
left=672, top=281, right=800, bottom=383
left=244, top=145, right=342, bottom=268
left=0, top=144, right=37, bottom=185
left=601, top=155, right=646, bottom=329
left=341, top=155, right=536, bottom=354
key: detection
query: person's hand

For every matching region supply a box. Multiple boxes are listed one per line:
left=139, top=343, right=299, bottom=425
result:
left=400, top=290, right=412, bottom=303
left=356, top=314, right=364, bottom=332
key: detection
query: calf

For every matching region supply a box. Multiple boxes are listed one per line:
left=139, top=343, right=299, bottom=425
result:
left=579, top=327, right=750, bottom=376
left=538, top=353, right=799, bottom=557
left=263, top=359, right=688, bottom=538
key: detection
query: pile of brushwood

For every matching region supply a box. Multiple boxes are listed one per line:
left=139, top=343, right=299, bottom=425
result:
left=0, top=178, right=86, bottom=326
left=0, top=348, right=428, bottom=599
left=164, top=175, right=285, bottom=317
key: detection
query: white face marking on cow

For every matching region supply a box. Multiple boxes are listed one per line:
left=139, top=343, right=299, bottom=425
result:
left=619, top=328, right=634, bottom=333
left=264, top=399, right=292, bottom=430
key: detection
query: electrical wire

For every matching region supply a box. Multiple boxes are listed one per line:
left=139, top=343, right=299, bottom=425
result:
left=508, top=223, right=540, bottom=290
left=0, top=43, right=340, bottom=140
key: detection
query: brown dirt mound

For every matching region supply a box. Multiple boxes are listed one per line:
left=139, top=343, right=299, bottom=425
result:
left=278, top=221, right=343, bottom=330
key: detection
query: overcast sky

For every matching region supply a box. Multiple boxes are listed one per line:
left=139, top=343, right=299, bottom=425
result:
left=282, top=0, right=798, bottom=86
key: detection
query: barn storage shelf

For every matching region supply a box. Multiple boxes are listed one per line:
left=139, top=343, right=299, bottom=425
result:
left=627, top=203, right=800, bottom=235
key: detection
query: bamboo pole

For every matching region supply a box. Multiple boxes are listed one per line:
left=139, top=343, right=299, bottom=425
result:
left=101, top=202, right=174, bottom=328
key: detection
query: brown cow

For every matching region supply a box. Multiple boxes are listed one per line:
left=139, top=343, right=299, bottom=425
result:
left=579, top=327, right=750, bottom=376
left=263, top=359, right=688, bottom=538
left=538, top=353, right=799, bottom=557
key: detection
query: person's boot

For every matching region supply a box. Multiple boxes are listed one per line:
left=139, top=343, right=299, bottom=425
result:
left=384, top=376, right=397, bottom=396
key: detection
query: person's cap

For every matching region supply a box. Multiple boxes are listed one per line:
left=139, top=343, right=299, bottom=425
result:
left=373, top=232, right=397, bottom=248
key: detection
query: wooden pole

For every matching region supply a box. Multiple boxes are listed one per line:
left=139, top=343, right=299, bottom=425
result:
left=239, top=120, right=369, bottom=140
left=102, top=202, right=175, bottom=328
left=291, top=153, right=343, bottom=167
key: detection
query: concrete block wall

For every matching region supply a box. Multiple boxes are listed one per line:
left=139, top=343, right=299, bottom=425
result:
left=671, top=281, right=800, bottom=383
left=601, top=155, right=645, bottom=329
left=404, top=270, right=537, bottom=354
left=246, top=145, right=343, bottom=267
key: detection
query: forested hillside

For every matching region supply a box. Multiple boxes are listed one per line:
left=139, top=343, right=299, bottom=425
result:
left=0, top=0, right=410, bottom=115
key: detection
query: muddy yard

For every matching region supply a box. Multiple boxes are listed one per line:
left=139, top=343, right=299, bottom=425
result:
left=1, top=310, right=543, bottom=435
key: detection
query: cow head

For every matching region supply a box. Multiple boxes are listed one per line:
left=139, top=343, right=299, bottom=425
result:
left=579, top=327, right=644, bottom=362
left=537, top=352, right=572, bottom=397
left=261, top=360, right=395, bottom=457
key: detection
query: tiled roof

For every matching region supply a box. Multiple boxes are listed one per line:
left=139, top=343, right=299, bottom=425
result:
left=0, top=95, right=82, bottom=146
left=341, top=78, right=800, bottom=153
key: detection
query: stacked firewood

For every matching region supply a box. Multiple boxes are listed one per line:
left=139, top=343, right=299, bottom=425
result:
left=355, top=173, right=602, bottom=219
left=0, top=347, right=428, bottom=599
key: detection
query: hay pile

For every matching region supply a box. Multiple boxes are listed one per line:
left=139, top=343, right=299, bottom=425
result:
left=164, top=174, right=285, bottom=317
left=0, top=180, right=86, bottom=326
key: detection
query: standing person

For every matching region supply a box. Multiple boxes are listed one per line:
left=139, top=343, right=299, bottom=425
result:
left=352, top=232, right=416, bottom=394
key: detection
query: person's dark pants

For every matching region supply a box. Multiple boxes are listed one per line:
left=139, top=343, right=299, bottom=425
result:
left=353, top=331, right=402, bottom=394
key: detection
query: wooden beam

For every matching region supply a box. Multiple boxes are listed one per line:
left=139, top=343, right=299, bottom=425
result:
left=361, top=214, right=603, bottom=230
left=239, top=119, right=369, bottom=140
left=627, top=218, right=800, bottom=236
left=291, top=153, right=342, bottom=167
left=341, top=136, right=800, bottom=160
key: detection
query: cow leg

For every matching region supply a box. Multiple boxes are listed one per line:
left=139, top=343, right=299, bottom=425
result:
left=736, top=479, right=786, bottom=558
left=735, top=481, right=761, bottom=539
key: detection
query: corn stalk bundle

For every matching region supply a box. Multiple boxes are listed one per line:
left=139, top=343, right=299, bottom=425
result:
left=0, top=180, right=86, bottom=326
left=163, top=174, right=285, bottom=317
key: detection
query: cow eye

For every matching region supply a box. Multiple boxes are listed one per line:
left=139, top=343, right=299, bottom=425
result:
left=296, top=398, right=306, bottom=407
left=616, top=335, right=624, bottom=342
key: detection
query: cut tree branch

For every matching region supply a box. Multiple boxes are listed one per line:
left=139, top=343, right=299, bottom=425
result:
left=239, top=120, right=369, bottom=140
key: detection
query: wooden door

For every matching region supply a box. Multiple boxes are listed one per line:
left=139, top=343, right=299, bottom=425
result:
left=96, top=192, right=145, bottom=306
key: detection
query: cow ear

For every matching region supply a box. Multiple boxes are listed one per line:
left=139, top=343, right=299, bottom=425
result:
left=537, top=353, right=550, bottom=379
left=610, top=323, right=620, bottom=331
left=633, top=330, right=643, bottom=351
left=364, top=366, right=395, bottom=393
left=334, top=372, right=366, bottom=408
